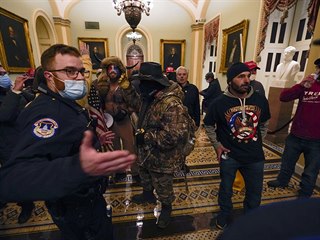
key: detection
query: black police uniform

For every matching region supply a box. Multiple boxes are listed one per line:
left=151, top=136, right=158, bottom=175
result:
left=0, top=84, right=113, bottom=240
left=0, top=89, right=26, bottom=163
left=0, top=87, right=35, bottom=222
left=0, top=87, right=35, bottom=164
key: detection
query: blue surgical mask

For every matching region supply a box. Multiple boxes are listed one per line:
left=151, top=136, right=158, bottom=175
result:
left=0, top=74, right=12, bottom=89
left=58, top=79, right=87, bottom=100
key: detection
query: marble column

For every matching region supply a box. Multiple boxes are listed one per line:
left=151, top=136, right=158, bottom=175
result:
left=190, top=21, right=205, bottom=88
left=53, top=17, right=72, bottom=44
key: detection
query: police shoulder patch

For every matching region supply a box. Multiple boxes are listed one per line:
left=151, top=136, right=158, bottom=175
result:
left=33, top=118, right=59, bottom=138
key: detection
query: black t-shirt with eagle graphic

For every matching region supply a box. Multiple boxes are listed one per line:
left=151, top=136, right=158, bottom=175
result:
left=204, top=90, right=270, bottom=163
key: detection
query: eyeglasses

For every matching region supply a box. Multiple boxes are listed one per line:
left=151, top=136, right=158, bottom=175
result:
left=47, top=67, right=90, bottom=79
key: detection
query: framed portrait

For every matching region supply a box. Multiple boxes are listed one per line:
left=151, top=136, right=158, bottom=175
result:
left=0, top=7, right=35, bottom=73
left=220, top=19, right=249, bottom=73
left=160, top=39, right=186, bottom=71
left=78, top=37, right=109, bottom=71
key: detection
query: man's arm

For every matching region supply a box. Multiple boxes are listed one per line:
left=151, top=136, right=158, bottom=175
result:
left=204, top=124, right=229, bottom=162
left=0, top=154, right=91, bottom=202
left=77, top=42, right=93, bottom=108
left=280, top=84, right=304, bottom=102
left=0, top=91, right=22, bottom=122
left=260, top=120, right=269, bottom=139
left=204, top=124, right=221, bottom=149
left=0, top=75, right=29, bottom=122
left=0, top=131, right=135, bottom=202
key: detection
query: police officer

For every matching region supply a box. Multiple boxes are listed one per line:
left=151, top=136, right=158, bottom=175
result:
left=0, top=44, right=136, bottom=240
left=0, top=65, right=36, bottom=224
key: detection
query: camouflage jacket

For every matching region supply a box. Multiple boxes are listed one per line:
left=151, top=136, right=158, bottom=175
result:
left=137, top=81, right=189, bottom=173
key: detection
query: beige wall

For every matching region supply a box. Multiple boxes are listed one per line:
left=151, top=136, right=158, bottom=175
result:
left=305, top=8, right=320, bottom=76
left=0, top=0, right=262, bottom=78
left=69, top=1, right=192, bottom=66
left=205, top=0, right=262, bottom=89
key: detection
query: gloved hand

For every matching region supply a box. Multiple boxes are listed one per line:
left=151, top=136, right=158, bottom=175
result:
left=135, top=129, right=145, bottom=146
left=118, top=74, right=130, bottom=89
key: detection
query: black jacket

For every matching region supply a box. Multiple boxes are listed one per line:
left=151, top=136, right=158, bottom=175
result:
left=180, top=82, right=201, bottom=127
left=0, top=85, right=96, bottom=202
left=200, top=79, right=222, bottom=111
left=0, top=89, right=31, bottom=164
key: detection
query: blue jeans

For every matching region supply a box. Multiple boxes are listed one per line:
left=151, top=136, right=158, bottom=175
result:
left=277, top=134, right=320, bottom=197
left=218, top=157, right=264, bottom=217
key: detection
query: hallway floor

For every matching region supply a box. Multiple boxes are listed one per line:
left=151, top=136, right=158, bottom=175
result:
left=1, top=126, right=318, bottom=239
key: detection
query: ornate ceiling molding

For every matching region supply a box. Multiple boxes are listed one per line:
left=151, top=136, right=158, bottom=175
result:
left=49, top=0, right=210, bottom=23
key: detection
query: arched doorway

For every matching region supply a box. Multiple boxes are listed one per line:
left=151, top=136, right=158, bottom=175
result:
left=35, top=16, right=55, bottom=55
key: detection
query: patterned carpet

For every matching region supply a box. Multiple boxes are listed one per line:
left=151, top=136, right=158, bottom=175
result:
left=0, top=126, right=318, bottom=239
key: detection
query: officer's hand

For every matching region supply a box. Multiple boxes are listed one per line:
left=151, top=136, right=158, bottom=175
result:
left=80, top=131, right=136, bottom=176
left=118, top=74, right=130, bottom=89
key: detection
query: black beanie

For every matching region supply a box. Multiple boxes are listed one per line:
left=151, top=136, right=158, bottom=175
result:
left=227, top=62, right=250, bottom=83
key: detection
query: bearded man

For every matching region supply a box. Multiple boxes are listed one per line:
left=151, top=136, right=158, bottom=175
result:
left=96, top=56, right=141, bottom=180
left=204, top=62, right=270, bottom=230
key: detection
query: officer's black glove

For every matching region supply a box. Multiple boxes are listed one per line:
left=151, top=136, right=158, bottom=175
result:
left=135, top=129, right=145, bottom=146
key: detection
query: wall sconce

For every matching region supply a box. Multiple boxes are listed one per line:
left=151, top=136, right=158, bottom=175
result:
left=126, top=31, right=142, bottom=44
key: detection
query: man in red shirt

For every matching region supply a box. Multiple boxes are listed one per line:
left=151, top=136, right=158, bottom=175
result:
left=267, top=58, right=320, bottom=198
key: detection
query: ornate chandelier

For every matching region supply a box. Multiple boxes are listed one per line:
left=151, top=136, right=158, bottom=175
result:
left=113, top=0, right=153, bottom=31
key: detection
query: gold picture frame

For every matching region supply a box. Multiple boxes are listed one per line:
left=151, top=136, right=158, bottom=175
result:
left=160, top=39, right=186, bottom=71
left=78, top=37, right=109, bottom=71
left=0, top=7, right=35, bottom=73
left=220, top=19, right=249, bottom=73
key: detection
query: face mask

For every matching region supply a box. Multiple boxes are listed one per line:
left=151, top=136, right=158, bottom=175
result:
left=249, top=74, right=256, bottom=81
left=58, top=80, right=87, bottom=100
left=0, top=74, right=12, bottom=89
left=140, top=81, right=164, bottom=100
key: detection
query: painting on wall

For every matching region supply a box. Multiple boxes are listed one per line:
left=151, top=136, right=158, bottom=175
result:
left=160, top=39, right=186, bottom=71
left=0, top=7, right=35, bottom=73
left=220, top=19, right=249, bottom=73
left=78, top=37, right=109, bottom=71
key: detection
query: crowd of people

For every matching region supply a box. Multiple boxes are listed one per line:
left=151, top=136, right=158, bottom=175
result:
left=0, top=41, right=319, bottom=239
